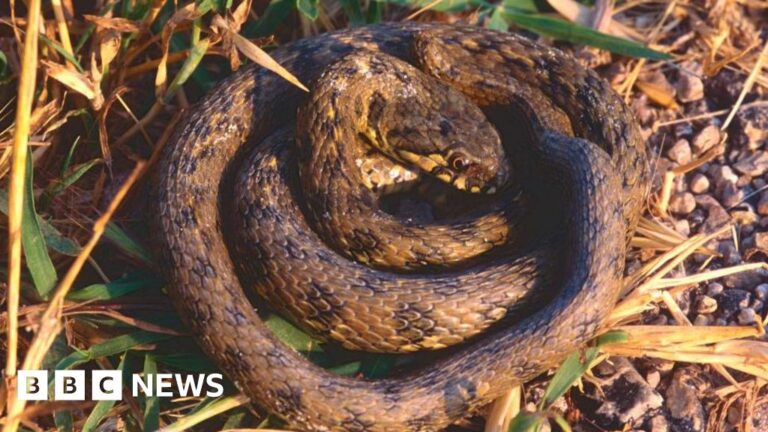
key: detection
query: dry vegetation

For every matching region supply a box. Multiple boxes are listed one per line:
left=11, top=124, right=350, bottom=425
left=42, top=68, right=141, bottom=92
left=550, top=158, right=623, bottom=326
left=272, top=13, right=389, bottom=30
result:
left=0, top=0, right=767, bottom=431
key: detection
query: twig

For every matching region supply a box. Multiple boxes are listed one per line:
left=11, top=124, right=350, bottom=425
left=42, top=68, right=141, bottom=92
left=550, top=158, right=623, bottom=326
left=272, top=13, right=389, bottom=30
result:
left=5, top=0, right=41, bottom=418
left=721, top=38, right=768, bottom=131
left=50, top=0, right=76, bottom=69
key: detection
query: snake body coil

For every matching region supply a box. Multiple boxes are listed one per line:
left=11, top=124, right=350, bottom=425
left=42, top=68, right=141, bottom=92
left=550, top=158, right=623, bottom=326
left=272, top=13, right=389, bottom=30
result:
left=154, top=23, right=649, bottom=431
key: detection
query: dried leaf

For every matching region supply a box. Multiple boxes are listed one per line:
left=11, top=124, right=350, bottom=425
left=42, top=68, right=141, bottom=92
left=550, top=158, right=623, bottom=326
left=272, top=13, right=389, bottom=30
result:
left=223, top=0, right=254, bottom=69
left=42, top=60, right=104, bottom=109
left=156, top=3, right=203, bottom=98
left=231, top=0, right=253, bottom=30
left=212, top=15, right=308, bottom=91
left=636, top=79, right=679, bottom=109
left=83, top=14, right=141, bottom=32
left=97, top=86, right=131, bottom=169
left=98, top=29, right=121, bottom=74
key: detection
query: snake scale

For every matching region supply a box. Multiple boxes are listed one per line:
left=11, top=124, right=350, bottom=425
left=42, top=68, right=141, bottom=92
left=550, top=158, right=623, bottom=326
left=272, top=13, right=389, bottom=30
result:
left=154, top=22, right=649, bottom=431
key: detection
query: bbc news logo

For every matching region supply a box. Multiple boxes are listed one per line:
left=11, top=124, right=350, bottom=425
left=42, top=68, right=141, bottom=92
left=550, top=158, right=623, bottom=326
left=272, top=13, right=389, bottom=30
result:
left=17, top=370, right=224, bottom=401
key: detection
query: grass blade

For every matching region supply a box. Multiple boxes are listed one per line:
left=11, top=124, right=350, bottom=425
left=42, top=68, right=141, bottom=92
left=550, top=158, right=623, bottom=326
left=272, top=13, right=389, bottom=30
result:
left=158, top=395, right=249, bottom=432
left=142, top=354, right=160, bottom=432
left=21, top=153, right=58, bottom=299
left=507, top=411, right=544, bottom=432
left=82, top=355, right=127, bottom=432
left=296, top=0, right=319, bottom=20
left=40, top=158, right=102, bottom=209
left=104, top=221, right=154, bottom=264
left=67, top=272, right=162, bottom=301
left=165, top=37, right=211, bottom=100
left=540, top=331, right=627, bottom=408
left=503, top=11, right=671, bottom=60
left=55, top=331, right=174, bottom=370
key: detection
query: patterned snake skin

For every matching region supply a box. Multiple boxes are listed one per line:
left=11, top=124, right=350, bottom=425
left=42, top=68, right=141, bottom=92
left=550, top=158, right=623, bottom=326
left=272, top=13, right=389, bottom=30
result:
left=153, top=22, right=649, bottom=431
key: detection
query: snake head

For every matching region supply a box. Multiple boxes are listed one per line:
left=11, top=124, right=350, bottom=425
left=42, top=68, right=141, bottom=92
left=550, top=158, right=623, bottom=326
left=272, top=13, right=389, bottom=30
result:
left=372, top=89, right=510, bottom=194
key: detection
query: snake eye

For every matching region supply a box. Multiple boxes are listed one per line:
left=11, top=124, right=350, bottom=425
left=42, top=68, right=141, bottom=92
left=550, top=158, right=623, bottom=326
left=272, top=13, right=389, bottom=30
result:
left=449, top=153, right=469, bottom=171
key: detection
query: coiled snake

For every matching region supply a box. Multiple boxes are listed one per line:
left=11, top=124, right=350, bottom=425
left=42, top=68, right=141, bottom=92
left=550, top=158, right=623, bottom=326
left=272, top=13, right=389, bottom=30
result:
left=154, top=22, right=649, bottom=431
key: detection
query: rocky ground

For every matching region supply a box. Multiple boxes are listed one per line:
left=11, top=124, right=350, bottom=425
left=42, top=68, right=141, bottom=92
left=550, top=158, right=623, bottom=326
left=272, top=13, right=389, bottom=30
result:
left=516, top=3, right=768, bottom=431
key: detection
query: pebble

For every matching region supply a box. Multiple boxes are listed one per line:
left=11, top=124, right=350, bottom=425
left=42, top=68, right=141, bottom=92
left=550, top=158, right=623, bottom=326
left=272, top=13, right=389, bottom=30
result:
left=737, top=308, right=757, bottom=325
left=717, top=240, right=741, bottom=266
left=707, top=282, right=724, bottom=297
left=676, top=61, right=704, bottom=103
left=706, top=69, right=742, bottom=106
left=669, top=192, right=696, bottom=215
left=695, top=295, right=718, bottom=314
left=648, top=414, right=669, bottom=432
left=733, top=151, right=768, bottom=177
left=694, top=195, right=731, bottom=235
left=758, top=192, right=768, bottom=216
left=734, top=107, right=768, bottom=151
left=755, top=284, right=768, bottom=301
left=693, top=314, right=711, bottom=326
left=716, top=289, right=752, bottom=319
left=665, top=368, right=706, bottom=432
left=667, top=139, right=692, bottom=165
left=593, top=358, right=663, bottom=425
left=673, top=219, right=690, bottom=236
left=646, top=370, right=661, bottom=388
left=691, top=125, right=721, bottom=154
left=689, top=173, right=710, bottom=194
left=756, top=231, right=768, bottom=250
left=719, top=182, right=744, bottom=208
left=710, top=164, right=739, bottom=185
left=723, top=270, right=763, bottom=289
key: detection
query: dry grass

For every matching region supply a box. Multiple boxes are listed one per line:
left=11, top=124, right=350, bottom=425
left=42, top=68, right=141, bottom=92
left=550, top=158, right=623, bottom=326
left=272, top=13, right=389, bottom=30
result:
left=1, top=0, right=766, bottom=431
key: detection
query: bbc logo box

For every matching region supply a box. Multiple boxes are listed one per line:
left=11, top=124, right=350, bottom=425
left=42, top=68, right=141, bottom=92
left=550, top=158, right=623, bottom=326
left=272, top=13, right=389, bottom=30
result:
left=18, top=370, right=123, bottom=401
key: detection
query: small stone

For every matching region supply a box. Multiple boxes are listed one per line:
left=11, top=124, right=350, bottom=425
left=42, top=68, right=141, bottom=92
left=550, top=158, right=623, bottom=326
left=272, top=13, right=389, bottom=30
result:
left=693, top=314, right=711, bottom=326
left=731, top=208, right=758, bottom=225
left=674, top=219, right=690, bottom=236
left=707, top=282, right=724, bottom=297
left=648, top=414, right=669, bottom=432
left=692, top=125, right=721, bottom=154
left=717, top=240, right=741, bottom=266
left=737, top=308, right=757, bottom=325
left=723, top=271, right=763, bottom=289
left=695, top=295, right=718, bottom=314
left=732, top=104, right=768, bottom=150
left=689, top=173, right=710, bottom=194
left=594, top=357, right=664, bottom=425
left=646, top=370, right=661, bottom=388
left=757, top=192, right=768, bottom=216
left=755, top=284, right=768, bottom=301
left=719, top=182, right=744, bottom=208
left=756, top=232, right=768, bottom=250
left=676, top=62, right=705, bottom=103
left=710, top=164, right=739, bottom=186
left=667, top=139, right=692, bottom=165
left=653, top=359, right=676, bottom=373
left=666, top=368, right=706, bottom=432
left=716, top=289, right=752, bottom=318
left=733, top=151, right=768, bottom=177
left=695, top=195, right=731, bottom=236
left=720, top=183, right=744, bottom=208
left=669, top=192, right=696, bottom=215
left=727, top=405, right=742, bottom=425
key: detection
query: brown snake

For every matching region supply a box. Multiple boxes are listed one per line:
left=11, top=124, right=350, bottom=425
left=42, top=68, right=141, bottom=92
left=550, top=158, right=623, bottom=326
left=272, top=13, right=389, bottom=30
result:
left=154, top=23, right=649, bottom=431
